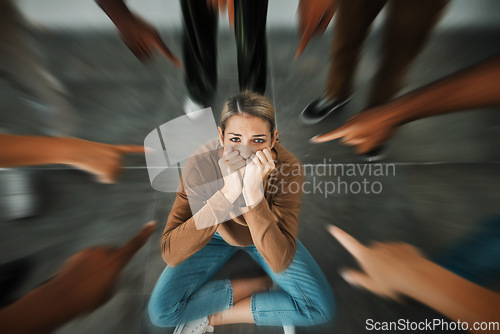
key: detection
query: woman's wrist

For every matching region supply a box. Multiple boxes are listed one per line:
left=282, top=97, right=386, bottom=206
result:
left=221, top=186, right=240, bottom=203
left=243, top=185, right=264, bottom=208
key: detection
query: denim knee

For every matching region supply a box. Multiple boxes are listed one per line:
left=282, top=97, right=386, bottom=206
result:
left=297, top=295, right=335, bottom=326
left=313, top=298, right=335, bottom=325
left=148, top=294, right=184, bottom=327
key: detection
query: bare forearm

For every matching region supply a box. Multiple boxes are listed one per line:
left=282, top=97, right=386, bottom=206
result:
left=402, top=258, right=500, bottom=333
left=95, top=0, right=135, bottom=28
left=0, top=134, right=72, bottom=168
left=381, top=56, right=500, bottom=125
left=0, top=281, right=79, bottom=334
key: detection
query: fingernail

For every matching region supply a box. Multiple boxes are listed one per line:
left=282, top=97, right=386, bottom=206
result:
left=145, top=221, right=157, bottom=228
left=325, top=224, right=336, bottom=235
left=310, top=135, right=320, bottom=143
left=340, top=270, right=354, bottom=285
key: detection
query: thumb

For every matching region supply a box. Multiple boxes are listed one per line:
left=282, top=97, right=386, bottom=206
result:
left=116, top=221, right=156, bottom=267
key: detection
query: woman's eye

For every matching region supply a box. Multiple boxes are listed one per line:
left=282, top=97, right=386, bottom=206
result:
left=253, top=139, right=265, bottom=144
left=230, top=137, right=240, bottom=142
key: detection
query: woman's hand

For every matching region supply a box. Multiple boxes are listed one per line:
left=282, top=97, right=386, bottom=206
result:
left=242, top=148, right=275, bottom=207
left=219, top=146, right=246, bottom=203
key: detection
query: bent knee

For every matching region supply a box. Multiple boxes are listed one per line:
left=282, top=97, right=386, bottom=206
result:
left=312, top=302, right=335, bottom=324
left=147, top=295, right=184, bottom=327
left=297, top=298, right=335, bottom=326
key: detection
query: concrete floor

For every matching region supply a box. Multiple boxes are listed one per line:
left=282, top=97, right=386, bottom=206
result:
left=1, top=17, right=500, bottom=334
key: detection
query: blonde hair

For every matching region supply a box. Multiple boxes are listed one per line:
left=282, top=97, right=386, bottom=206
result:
left=220, top=91, right=276, bottom=139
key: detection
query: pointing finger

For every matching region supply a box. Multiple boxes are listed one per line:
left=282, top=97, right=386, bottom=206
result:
left=315, top=8, right=335, bottom=34
left=115, top=145, right=145, bottom=154
left=310, top=126, right=351, bottom=143
left=154, top=34, right=183, bottom=69
left=296, top=21, right=315, bottom=58
left=116, top=221, right=156, bottom=267
left=327, top=225, right=367, bottom=261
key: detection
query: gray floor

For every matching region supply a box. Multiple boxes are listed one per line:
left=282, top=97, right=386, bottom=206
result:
left=1, top=22, right=500, bottom=334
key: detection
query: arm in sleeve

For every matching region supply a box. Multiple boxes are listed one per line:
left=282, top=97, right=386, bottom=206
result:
left=160, top=162, right=234, bottom=266
left=243, top=163, right=304, bottom=273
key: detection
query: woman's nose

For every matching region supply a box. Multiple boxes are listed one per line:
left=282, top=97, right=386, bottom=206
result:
left=237, top=145, right=254, bottom=160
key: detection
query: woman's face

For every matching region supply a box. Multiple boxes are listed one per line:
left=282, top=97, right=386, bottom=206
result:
left=218, top=114, right=278, bottom=159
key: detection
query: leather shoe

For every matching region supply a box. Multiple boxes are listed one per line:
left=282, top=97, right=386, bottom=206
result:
left=300, top=97, right=350, bottom=124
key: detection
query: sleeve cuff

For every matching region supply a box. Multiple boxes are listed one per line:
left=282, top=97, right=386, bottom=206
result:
left=243, top=198, right=277, bottom=227
left=206, top=190, right=234, bottom=222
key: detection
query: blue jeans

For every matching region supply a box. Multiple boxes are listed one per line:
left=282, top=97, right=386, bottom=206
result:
left=148, top=233, right=335, bottom=327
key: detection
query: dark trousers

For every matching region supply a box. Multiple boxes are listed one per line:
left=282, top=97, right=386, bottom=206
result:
left=181, top=0, right=268, bottom=105
left=326, top=0, right=449, bottom=107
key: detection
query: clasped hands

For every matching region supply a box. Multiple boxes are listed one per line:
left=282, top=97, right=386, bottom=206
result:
left=218, top=146, right=275, bottom=207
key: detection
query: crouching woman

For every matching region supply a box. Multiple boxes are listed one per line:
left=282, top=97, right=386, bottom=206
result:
left=148, top=91, right=335, bottom=333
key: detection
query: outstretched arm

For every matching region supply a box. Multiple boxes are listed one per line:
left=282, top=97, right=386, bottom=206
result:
left=242, top=149, right=303, bottom=273
left=161, top=148, right=244, bottom=266
left=95, top=0, right=181, bottom=66
left=312, top=55, right=500, bottom=153
left=0, top=221, right=156, bottom=334
left=329, top=225, right=500, bottom=333
left=0, top=134, right=144, bottom=183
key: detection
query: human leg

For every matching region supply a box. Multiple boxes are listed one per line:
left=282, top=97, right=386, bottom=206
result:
left=211, top=241, right=335, bottom=327
left=234, top=0, right=268, bottom=95
left=300, top=0, right=386, bottom=124
left=367, top=0, right=449, bottom=108
left=325, top=0, right=387, bottom=100
left=148, top=234, right=237, bottom=327
left=180, top=0, right=218, bottom=106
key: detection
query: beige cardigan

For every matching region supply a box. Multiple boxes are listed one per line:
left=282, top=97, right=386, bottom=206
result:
left=161, top=139, right=304, bottom=273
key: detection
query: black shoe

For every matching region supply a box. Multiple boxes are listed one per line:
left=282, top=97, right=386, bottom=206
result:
left=300, top=97, right=350, bottom=124
left=359, top=145, right=385, bottom=163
